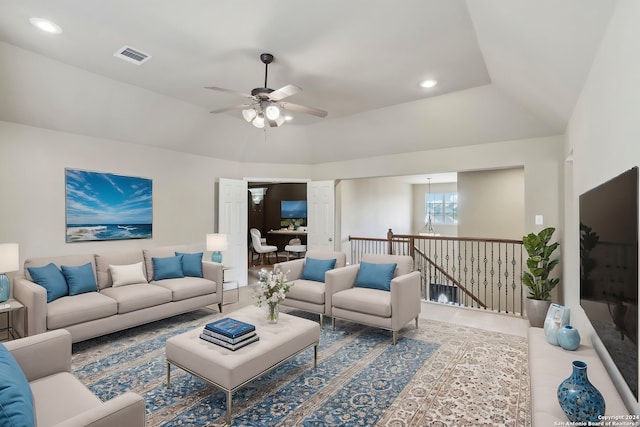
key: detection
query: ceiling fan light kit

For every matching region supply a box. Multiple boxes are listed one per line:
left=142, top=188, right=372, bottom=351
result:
left=206, top=53, right=328, bottom=129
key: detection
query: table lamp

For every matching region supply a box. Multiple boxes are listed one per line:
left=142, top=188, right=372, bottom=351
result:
left=206, top=234, right=228, bottom=263
left=0, top=243, right=19, bottom=302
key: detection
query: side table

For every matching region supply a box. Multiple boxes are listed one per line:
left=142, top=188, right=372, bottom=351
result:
left=221, top=266, right=239, bottom=309
left=0, top=299, right=26, bottom=341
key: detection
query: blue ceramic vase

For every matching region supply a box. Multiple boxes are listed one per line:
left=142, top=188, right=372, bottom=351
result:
left=557, top=361, right=605, bottom=422
left=0, top=274, right=9, bottom=302
left=557, top=325, right=581, bottom=351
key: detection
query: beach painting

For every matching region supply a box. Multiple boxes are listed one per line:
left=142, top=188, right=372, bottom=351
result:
left=65, top=169, right=152, bottom=242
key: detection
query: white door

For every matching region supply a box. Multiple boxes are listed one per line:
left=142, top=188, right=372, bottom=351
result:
left=307, top=180, right=335, bottom=251
left=218, top=178, right=248, bottom=286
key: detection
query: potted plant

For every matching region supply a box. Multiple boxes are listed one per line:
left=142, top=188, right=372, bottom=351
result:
left=522, top=226, right=560, bottom=327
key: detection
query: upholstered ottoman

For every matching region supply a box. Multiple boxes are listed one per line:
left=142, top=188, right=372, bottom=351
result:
left=165, top=305, right=320, bottom=424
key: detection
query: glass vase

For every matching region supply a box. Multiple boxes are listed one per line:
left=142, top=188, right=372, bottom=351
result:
left=557, top=360, right=605, bottom=422
left=267, top=302, right=279, bottom=324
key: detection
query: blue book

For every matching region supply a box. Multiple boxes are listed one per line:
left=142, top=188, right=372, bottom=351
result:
left=205, top=317, right=255, bottom=339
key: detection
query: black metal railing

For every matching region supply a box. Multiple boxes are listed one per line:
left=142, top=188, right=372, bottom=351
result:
left=349, top=229, right=524, bottom=315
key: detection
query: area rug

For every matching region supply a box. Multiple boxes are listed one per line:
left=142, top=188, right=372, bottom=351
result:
left=71, top=308, right=530, bottom=426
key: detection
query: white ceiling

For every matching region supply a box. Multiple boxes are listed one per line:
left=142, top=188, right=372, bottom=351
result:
left=0, top=0, right=616, bottom=164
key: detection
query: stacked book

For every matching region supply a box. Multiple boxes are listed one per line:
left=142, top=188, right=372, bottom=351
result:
left=200, top=317, right=259, bottom=351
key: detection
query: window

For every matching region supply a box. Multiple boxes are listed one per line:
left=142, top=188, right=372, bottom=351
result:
left=426, top=193, right=458, bottom=224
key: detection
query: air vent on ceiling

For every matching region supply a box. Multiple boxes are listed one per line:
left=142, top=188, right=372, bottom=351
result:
left=113, top=46, right=151, bottom=65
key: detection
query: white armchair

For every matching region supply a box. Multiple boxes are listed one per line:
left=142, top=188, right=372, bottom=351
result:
left=327, top=253, right=421, bottom=345
left=275, top=250, right=347, bottom=327
left=3, top=329, right=145, bottom=426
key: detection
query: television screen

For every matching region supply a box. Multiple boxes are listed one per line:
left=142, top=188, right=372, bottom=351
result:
left=580, top=166, right=638, bottom=399
left=281, top=200, right=307, bottom=219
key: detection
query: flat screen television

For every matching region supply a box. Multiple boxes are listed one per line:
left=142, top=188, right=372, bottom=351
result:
left=281, top=200, right=307, bottom=219
left=580, top=166, right=638, bottom=399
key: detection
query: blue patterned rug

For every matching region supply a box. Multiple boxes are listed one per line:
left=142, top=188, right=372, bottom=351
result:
left=72, top=308, right=530, bottom=426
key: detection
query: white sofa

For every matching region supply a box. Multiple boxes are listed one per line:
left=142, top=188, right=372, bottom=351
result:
left=13, top=245, right=223, bottom=343
left=3, top=329, right=145, bottom=426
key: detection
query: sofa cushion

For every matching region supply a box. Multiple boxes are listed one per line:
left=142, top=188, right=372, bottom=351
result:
left=24, top=254, right=96, bottom=281
left=100, top=283, right=172, bottom=314
left=152, top=256, right=185, bottom=280
left=361, top=254, right=412, bottom=276
left=152, top=277, right=216, bottom=301
left=176, top=252, right=203, bottom=278
left=30, top=372, right=102, bottom=426
left=109, top=262, right=147, bottom=287
left=47, top=292, right=118, bottom=330
left=61, top=263, right=98, bottom=296
left=28, top=263, right=68, bottom=302
left=286, top=279, right=325, bottom=304
left=143, top=245, right=188, bottom=283
left=301, top=258, right=337, bottom=282
left=355, top=262, right=397, bottom=291
left=332, top=287, right=392, bottom=318
left=95, top=250, right=146, bottom=289
left=0, top=343, right=35, bottom=427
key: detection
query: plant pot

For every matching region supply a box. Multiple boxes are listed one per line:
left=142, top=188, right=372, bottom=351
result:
left=526, top=298, right=551, bottom=328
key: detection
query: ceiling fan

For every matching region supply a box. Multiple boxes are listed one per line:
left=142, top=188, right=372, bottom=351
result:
left=205, top=53, right=328, bottom=128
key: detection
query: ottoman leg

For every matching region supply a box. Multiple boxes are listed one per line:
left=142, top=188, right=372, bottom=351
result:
left=314, top=344, right=318, bottom=368
left=226, top=390, right=232, bottom=424
left=166, top=361, right=171, bottom=388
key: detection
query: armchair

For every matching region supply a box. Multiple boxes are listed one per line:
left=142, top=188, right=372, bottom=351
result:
left=3, top=329, right=145, bottom=426
left=275, top=250, right=347, bottom=327
left=327, top=254, right=421, bottom=345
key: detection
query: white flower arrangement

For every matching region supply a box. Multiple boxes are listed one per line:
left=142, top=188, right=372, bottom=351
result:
left=254, top=268, right=292, bottom=308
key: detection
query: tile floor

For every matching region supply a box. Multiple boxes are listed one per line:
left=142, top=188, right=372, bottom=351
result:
left=218, top=283, right=530, bottom=338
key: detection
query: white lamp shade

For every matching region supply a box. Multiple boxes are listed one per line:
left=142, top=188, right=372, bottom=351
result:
left=0, top=244, right=19, bottom=273
left=242, top=109, right=257, bottom=122
left=265, top=105, right=280, bottom=120
left=252, top=115, right=265, bottom=128
left=206, top=234, right=228, bottom=252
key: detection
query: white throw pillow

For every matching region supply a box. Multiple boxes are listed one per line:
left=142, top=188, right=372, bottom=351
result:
left=109, top=262, right=147, bottom=287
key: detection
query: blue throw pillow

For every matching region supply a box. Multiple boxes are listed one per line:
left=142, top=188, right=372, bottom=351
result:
left=152, top=255, right=185, bottom=280
left=61, top=263, right=98, bottom=296
left=27, top=263, right=68, bottom=302
left=355, top=262, right=397, bottom=291
left=0, top=344, right=35, bottom=426
left=175, top=252, right=203, bottom=278
left=301, top=258, right=337, bottom=282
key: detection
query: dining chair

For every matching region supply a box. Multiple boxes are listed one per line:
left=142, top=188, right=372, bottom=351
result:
left=249, top=228, right=278, bottom=265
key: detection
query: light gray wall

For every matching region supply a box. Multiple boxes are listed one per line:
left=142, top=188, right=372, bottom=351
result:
left=1, top=120, right=562, bottom=270
left=0, top=121, right=308, bottom=275
left=337, top=177, right=412, bottom=257
left=313, top=135, right=563, bottom=238
left=565, top=0, right=640, bottom=411
left=457, top=168, right=524, bottom=240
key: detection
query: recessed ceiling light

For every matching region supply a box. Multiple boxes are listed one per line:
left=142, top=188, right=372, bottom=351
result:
left=284, top=115, right=293, bottom=121
left=29, top=17, right=62, bottom=34
left=420, top=79, right=438, bottom=89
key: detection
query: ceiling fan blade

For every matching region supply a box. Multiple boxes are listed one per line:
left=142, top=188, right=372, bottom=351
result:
left=204, top=86, right=254, bottom=99
left=209, top=104, right=253, bottom=114
left=268, top=84, right=302, bottom=101
left=280, top=101, right=328, bottom=118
